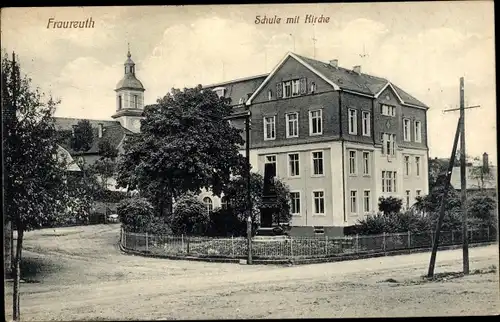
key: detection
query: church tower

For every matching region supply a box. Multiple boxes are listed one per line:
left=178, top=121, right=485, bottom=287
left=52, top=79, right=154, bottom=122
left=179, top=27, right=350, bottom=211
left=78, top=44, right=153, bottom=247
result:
left=112, top=46, right=145, bottom=133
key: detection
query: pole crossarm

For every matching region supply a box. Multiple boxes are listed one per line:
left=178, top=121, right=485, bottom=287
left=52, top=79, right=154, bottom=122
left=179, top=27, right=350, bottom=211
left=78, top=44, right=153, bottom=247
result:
left=443, top=105, right=480, bottom=113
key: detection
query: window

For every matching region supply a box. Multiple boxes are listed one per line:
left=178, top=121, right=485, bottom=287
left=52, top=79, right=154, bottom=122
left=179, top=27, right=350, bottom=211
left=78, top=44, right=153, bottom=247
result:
left=286, top=113, right=299, bottom=138
left=403, top=119, right=410, bottom=141
left=313, top=191, right=325, bottom=214
left=416, top=190, right=421, bottom=198
left=362, top=151, right=370, bottom=175
left=362, top=111, right=371, bottom=136
left=118, top=95, right=122, bottom=110
left=263, top=116, right=276, bottom=140
left=382, top=133, right=396, bottom=155
left=221, top=197, right=228, bottom=210
left=288, top=153, right=300, bottom=177
left=311, top=82, right=316, bottom=93
left=404, top=155, right=410, bottom=176
left=312, top=151, right=324, bottom=176
left=265, top=155, right=277, bottom=177
left=309, top=110, right=323, bottom=135
left=290, top=192, right=301, bottom=215
left=405, top=190, right=411, bottom=209
left=381, top=104, right=396, bottom=116
left=350, top=190, right=358, bottom=214
left=133, top=95, right=138, bottom=109
left=363, top=190, right=371, bottom=213
left=283, top=79, right=300, bottom=98
left=349, top=150, right=357, bottom=175
left=415, top=121, right=422, bottom=142
left=348, top=109, right=357, bottom=135
left=382, top=171, right=397, bottom=193
left=268, top=90, right=272, bottom=101
left=203, top=197, right=213, bottom=214
left=415, top=156, right=421, bottom=177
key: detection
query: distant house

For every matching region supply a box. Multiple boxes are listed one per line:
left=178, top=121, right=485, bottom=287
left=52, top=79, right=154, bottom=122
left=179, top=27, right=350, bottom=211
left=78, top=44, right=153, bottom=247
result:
left=450, top=152, right=497, bottom=196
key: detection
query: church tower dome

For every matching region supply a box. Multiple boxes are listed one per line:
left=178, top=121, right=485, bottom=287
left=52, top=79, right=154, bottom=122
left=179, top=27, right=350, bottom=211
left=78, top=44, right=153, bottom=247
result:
left=112, top=44, right=145, bottom=133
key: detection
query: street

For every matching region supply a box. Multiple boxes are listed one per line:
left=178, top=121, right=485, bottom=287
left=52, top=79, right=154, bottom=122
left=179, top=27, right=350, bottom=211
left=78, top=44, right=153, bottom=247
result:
left=4, top=224, right=499, bottom=320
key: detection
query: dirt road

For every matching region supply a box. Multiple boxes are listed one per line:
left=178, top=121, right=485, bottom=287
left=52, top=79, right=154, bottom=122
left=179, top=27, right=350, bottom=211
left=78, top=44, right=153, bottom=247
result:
left=4, top=225, right=499, bottom=320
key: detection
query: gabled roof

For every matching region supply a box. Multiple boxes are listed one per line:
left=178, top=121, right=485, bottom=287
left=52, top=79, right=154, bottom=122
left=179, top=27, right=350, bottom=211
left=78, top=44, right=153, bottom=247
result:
left=54, top=117, right=134, bottom=155
left=56, top=145, right=81, bottom=172
left=246, top=52, right=428, bottom=109
left=450, top=166, right=497, bottom=191
left=204, top=74, right=267, bottom=107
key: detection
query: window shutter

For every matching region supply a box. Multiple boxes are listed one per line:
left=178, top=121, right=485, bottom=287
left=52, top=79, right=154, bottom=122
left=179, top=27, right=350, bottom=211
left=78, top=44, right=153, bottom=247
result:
left=276, top=82, right=283, bottom=98
left=300, top=78, right=307, bottom=94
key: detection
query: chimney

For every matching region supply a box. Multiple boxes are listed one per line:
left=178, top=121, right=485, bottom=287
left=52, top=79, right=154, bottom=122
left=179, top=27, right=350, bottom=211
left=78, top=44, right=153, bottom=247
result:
left=329, top=59, right=338, bottom=68
left=71, top=124, right=77, bottom=137
left=98, top=123, right=103, bottom=138
left=353, top=65, right=361, bottom=75
left=483, top=152, right=489, bottom=173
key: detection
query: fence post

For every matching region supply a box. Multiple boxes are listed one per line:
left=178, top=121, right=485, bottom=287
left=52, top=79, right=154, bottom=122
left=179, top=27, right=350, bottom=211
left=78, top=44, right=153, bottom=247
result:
left=451, top=230, right=454, bottom=244
left=290, top=238, right=294, bottom=257
left=325, top=236, right=328, bottom=256
left=186, top=236, right=190, bottom=254
left=231, top=236, right=235, bottom=258
left=407, top=231, right=411, bottom=249
left=124, top=230, right=127, bottom=248
left=383, top=232, right=386, bottom=252
left=145, top=232, right=149, bottom=252
left=181, top=234, right=184, bottom=253
left=487, top=226, right=490, bottom=241
left=355, top=234, right=359, bottom=253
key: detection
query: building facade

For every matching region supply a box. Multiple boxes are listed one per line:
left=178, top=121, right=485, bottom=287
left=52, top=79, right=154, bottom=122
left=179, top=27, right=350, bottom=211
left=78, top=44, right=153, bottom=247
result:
left=204, top=52, right=430, bottom=233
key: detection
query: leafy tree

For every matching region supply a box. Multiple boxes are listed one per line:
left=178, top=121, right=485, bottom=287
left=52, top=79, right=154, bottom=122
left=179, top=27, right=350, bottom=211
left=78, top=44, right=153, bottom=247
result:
left=170, top=193, right=210, bottom=235
left=116, top=86, right=246, bottom=217
left=467, top=194, right=496, bottom=222
left=98, top=137, right=118, bottom=159
left=118, top=197, right=155, bottom=233
left=2, top=51, right=68, bottom=320
left=378, top=196, right=403, bottom=215
left=71, top=119, right=93, bottom=152
left=222, top=173, right=292, bottom=226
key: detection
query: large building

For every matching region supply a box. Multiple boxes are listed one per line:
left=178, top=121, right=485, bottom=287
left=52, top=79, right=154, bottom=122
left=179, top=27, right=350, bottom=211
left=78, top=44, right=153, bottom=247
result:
left=204, top=52, right=430, bottom=234
left=54, top=49, right=430, bottom=235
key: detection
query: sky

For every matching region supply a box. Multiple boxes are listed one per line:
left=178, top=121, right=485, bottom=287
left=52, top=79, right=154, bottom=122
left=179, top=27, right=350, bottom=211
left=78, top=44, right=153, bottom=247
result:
left=1, top=2, right=496, bottom=162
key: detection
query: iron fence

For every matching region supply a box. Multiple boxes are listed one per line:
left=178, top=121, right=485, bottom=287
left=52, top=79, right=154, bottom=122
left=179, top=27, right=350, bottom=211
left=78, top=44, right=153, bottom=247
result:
left=120, top=227, right=497, bottom=260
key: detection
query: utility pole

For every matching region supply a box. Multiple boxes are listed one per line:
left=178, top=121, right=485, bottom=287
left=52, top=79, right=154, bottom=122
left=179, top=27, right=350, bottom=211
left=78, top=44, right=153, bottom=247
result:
left=459, top=77, right=469, bottom=274
left=434, top=77, right=480, bottom=276
left=245, top=109, right=253, bottom=264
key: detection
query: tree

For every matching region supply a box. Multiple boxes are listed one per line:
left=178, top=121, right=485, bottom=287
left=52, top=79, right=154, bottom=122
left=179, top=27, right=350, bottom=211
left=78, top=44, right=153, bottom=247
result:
left=170, top=193, right=210, bottom=235
left=116, top=86, right=245, bottom=217
left=71, top=119, right=93, bottom=152
left=378, top=196, right=403, bottom=215
left=468, top=156, right=495, bottom=191
left=2, top=51, right=68, bottom=321
left=222, top=173, right=292, bottom=226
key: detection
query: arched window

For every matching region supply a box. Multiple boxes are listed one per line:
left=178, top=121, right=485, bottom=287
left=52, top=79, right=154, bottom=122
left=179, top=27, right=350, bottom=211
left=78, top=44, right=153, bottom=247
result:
left=203, top=197, right=213, bottom=214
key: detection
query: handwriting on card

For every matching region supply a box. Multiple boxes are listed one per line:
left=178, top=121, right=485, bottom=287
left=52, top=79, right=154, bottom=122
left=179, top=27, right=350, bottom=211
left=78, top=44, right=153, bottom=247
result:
left=255, top=15, right=330, bottom=24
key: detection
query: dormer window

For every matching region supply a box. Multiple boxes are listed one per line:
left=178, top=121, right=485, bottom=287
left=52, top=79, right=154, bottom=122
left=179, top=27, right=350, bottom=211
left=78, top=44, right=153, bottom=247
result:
left=268, top=90, right=273, bottom=100
left=213, top=87, right=226, bottom=98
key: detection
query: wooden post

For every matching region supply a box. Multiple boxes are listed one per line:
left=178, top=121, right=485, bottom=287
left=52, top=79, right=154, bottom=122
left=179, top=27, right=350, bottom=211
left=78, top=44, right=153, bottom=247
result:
left=355, top=234, right=359, bottom=253
left=487, top=226, right=490, bottom=241
left=451, top=230, right=454, bottom=244
left=427, top=116, right=461, bottom=278
left=181, top=234, right=184, bottom=253
left=290, top=237, right=294, bottom=257
left=459, top=77, right=470, bottom=274
left=325, top=236, right=328, bottom=256
left=383, top=232, right=386, bottom=252
left=231, top=236, right=235, bottom=258
left=408, top=231, right=411, bottom=249
left=145, top=232, right=148, bottom=252
left=186, top=236, right=190, bottom=254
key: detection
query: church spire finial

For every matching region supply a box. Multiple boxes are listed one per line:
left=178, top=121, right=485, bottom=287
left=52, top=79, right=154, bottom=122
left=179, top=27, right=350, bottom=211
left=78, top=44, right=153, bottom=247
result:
left=127, top=42, right=131, bottom=58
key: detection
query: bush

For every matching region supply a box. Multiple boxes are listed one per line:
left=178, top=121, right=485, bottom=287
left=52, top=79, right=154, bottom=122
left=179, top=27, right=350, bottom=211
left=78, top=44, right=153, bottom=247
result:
left=170, top=193, right=210, bottom=235
left=468, top=194, right=496, bottom=222
left=206, top=207, right=246, bottom=237
left=352, top=211, right=431, bottom=235
left=378, top=196, right=403, bottom=215
left=118, top=197, right=155, bottom=233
